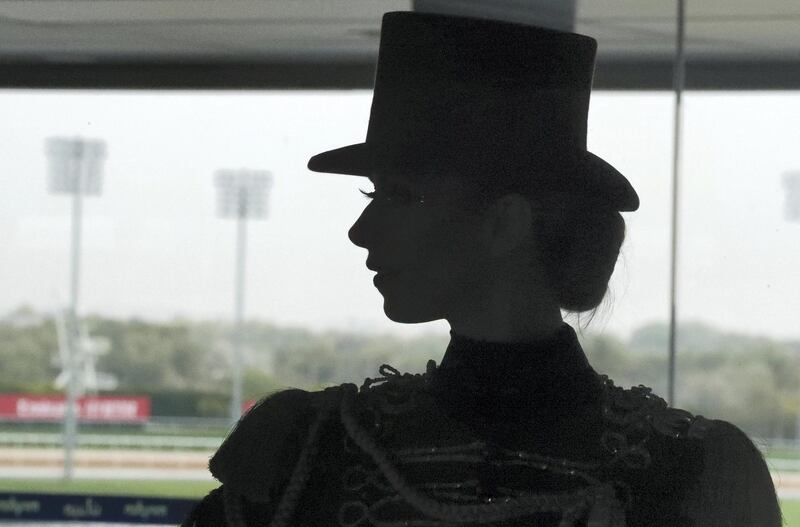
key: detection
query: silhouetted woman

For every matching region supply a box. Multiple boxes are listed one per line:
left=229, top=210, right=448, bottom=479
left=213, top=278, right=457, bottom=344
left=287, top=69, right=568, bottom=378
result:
left=184, top=11, right=781, bottom=527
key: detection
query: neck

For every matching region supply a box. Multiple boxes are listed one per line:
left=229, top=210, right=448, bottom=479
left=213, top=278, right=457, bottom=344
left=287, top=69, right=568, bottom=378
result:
left=446, top=279, right=563, bottom=343
left=448, top=315, right=563, bottom=343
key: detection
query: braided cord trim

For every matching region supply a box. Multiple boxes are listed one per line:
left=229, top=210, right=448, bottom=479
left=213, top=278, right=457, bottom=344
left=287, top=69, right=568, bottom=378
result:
left=339, top=383, right=589, bottom=524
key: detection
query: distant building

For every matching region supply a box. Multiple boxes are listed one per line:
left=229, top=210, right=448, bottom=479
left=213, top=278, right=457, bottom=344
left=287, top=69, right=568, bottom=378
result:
left=784, top=172, right=800, bottom=221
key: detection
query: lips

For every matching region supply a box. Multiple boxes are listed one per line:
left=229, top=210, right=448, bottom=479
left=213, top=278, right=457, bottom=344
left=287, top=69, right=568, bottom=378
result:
left=366, top=260, right=401, bottom=288
left=373, top=270, right=399, bottom=287
left=366, top=260, right=395, bottom=274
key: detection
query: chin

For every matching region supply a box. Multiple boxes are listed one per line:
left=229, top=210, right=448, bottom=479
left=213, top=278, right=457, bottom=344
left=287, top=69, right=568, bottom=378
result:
left=382, top=300, right=441, bottom=324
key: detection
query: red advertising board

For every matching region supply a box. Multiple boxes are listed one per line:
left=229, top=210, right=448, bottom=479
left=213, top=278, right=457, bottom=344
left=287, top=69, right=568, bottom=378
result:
left=0, top=394, right=150, bottom=423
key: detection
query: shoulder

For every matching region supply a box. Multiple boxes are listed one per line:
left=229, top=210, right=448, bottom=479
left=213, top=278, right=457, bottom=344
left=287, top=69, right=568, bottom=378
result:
left=699, top=419, right=768, bottom=463
left=682, top=419, right=782, bottom=527
left=208, top=386, right=347, bottom=503
left=181, top=486, right=225, bottom=527
left=599, top=377, right=712, bottom=447
left=598, top=380, right=781, bottom=526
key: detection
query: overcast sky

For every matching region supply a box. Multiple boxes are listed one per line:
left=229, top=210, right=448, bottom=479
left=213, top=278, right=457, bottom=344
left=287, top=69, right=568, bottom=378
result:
left=1, top=90, right=798, bottom=341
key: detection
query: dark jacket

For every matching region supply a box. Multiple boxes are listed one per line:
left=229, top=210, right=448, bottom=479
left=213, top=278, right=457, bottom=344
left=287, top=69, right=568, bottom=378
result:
left=183, top=323, right=781, bottom=526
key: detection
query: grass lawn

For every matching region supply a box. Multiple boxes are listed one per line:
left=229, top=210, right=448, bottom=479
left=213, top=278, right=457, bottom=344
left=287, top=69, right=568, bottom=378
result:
left=769, top=449, right=800, bottom=461
left=0, top=479, right=218, bottom=498
left=784, top=500, right=800, bottom=527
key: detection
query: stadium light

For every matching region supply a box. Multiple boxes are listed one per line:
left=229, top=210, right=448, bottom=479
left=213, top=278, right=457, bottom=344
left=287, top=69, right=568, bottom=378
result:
left=214, top=169, right=273, bottom=425
left=44, top=136, right=107, bottom=480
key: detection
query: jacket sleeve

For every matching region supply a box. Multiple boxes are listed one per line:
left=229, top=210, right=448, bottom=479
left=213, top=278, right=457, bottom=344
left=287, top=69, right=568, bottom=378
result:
left=682, top=419, right=782, bottom=527
left=180, top=486, right=225, bottom=527
left=179, top=388, right=316, bottom=526
left=180, top=386, right=343, bottom=526
left=208, top=388, right=315, bottom=504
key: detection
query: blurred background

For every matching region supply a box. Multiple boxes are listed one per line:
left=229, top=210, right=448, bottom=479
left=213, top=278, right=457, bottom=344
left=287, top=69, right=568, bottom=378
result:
left=0, top=0, right=799, bottom=525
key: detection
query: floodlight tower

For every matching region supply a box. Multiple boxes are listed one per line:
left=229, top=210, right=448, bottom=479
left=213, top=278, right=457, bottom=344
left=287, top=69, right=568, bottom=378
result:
left=783, top=172, right=800, bottom=442
left=215, top=169, right=273, bottom=424
left=45, top=137, right=107, bottom=480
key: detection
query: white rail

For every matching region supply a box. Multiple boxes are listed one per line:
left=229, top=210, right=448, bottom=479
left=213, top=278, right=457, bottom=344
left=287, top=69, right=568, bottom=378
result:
left=0, top=432, right=222, bottom=450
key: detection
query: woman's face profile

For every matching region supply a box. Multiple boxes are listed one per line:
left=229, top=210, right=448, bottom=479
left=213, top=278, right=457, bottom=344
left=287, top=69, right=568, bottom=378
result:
left=348, top=174, right=491, bottom=324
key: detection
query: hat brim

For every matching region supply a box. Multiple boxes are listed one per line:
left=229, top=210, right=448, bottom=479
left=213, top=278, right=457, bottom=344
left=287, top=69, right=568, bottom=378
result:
left=581, top=151, right=640, bottom=212
left=307, top=143, right=370, bottom=177
left=307, top=143, right=639, bottom=212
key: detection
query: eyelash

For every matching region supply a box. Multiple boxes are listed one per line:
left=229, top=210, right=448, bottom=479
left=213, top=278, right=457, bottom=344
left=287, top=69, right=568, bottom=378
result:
left=360, top=187, right=425, bottom=205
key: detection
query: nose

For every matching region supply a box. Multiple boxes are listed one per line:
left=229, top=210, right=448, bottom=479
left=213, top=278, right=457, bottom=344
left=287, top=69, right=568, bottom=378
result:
left=348, top=202, right=374, bottom=249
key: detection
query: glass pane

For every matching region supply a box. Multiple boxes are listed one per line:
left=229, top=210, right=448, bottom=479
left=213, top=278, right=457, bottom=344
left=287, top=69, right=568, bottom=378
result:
left=676, top=93, right=800, bottom=439
left=0, top=90, right=796, bottom=506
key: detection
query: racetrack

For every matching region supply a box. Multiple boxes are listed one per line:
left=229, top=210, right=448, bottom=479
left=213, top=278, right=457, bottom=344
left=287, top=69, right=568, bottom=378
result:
left=0, top=448, right=213, bottom=480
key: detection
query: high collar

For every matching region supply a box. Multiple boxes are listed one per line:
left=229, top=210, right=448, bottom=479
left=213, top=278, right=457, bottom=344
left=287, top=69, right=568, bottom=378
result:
left=439, top=322, right=586, bottom=372
left=428, top=322, right=602, bottom=425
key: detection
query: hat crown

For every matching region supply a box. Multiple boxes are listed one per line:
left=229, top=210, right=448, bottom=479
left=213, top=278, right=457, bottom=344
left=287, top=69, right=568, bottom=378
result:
left=374, top=12, right=597, bottom=89
left=365, top=12, right=598, bottom=183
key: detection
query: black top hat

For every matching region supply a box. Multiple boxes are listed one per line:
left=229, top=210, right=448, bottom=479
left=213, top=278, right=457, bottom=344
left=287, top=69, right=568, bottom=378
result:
left=308, top=11, right=639, bottom=212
